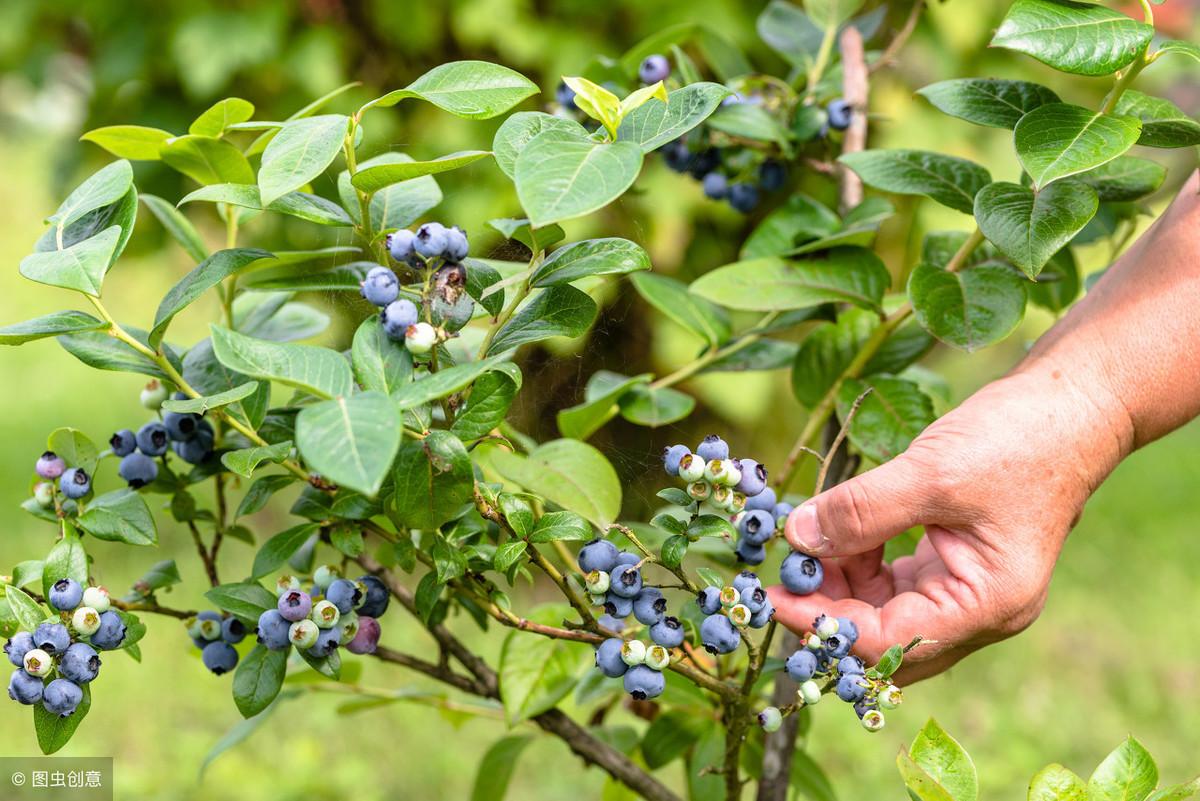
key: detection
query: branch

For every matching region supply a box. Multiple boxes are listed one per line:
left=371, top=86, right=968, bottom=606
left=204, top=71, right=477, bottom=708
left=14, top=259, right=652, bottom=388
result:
left=869, top=1, right=924, bottom=75
left=373, top=645, right=489, bottom=696
left=838, top=26, right=869, bottom=214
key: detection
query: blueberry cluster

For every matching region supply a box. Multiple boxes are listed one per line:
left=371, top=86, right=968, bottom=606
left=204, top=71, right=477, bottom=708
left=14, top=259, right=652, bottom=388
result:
left=659, top=139, right=785, bottom=214
left=109, top=392, right=217, bottom=488
left=5, top=579, right=124, bottom=718
left=186, top=610, right=246, bottom=675
left=32, top=450, right=91, bottom=505
left=254, top=570, right=388, bottom=659
left=696, top=570, right=774, bottom=654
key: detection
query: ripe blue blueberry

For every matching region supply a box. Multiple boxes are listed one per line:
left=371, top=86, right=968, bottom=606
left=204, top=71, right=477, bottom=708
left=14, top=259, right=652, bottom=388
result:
left=388, top=229, right=416, bottom=262
left=256, top=610, right=292, bottom=650
left=745, top=487, right=777, bottom=512
left=785, top=649, right=818, bottom=682
left=414, top=222, right=449, bottom=259
left=221, top=617, right=246, bottom=645
left=8, top=669, right=43, bottom=705
left=277, top=590, right=313, bottom=622
left=595, top=637, right=627, bottom=678
left=738, top=509, right=775, bottom=546
left=824, top=632, right=852, bottom=658
left=638, top=54, right=671, bottom=84
left=735, top=539, right=766, bottom=565
left=759, top=160, right=787, bottom=191
left=59, top=468, right=91, bottom=500
left=614, top=551, right=640, bottom=567
left=578, top=538, right=619, bottom=574
left=556, top=81, right=576, bottom=109
left=325, top=579, right=361, bottom=615
left=49, top=578, right=83, bottom=611
left=163, top=409, right=200, bottom=442
left=780, top=551, right=824, bottom=595
left=59, top=642, right=101, bottom=684
left=688, top=148, right=720, bottom=179
left=347, top=616, right=381, bottom=655
left=739, top=586, right=768, bottom=615
left=623, top=664, right=665, bottom=700
left=172, top=420, right=215, bottom=464
left=827, top=99, right=853, bottom=131
left=702, top=172, right=728, bottom=200
left=202, top=641, right=239, bottom=675
left=695, top=435, right=729, bottom=462
left=649, top=616, right=685, bottom=648
left=732, top=571, right=761, bottom=594
left=109, top=429, right=136, bottom=457
left=118, top=452, right=159, bottom=489
left=631, top=588, right=666, bottom=625
left=749, top=598, right=775, bottom=628
left=356, top=575, right=390, bottom=618
left=662, top=139, right=691, bottom=172
left=853, top=698, right=876, bottom=719
left=4, top=632, right=33, bottom=668
left=699, top=614, right=740, bottom=655
left=836, top=673, right=868, bottom=703
left=662, top=444, right=690, bottom=476
left=380, top=298, right=420, bottom=342
left=307, top=626, right=341, bottom=658
left=603, top=591, right=634, bottom=618
left=728, top=183, right=760, bottom=213
left=837, top=617, right=859, bottom=644
left=609, top=564, right=642, bottom=599
left=734, top=459, right=768, bottom=497
left=444, top=226, right=469, bottom=261
left=360, top=265, right=401, bottom=307
left=35, top=451, right=66, bottom=479
left=597, top=614, right=626, bottom=633
left=772, top=502, right=794, bottom=525
left=135, top=422, right=169, bottom=457
left=33, top=623, right=70, bottom=656
left=696, top=587, right=722, bottom=615
left=837, top=655, right=865, bottom=675
left=90, top=611, right=126, bottom=650
left=41, top=678, right=83, bottom=718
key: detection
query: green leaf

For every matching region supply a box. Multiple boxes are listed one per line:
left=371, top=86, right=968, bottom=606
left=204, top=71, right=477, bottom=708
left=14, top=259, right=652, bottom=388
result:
left=515, top=133, right=643, bottom=226
left=792, top=308, right=877, bottom=407
left=210, top=324, right=354, bottom=400
left=258, top=115, right=349, bottom=205
left=161, top=135, right=255, bottom=185
left=497, top=494, right=534, bottom=538
left=689, top=728, right=726, bottom=801
left=805, top=0, right=865, bottom=27
left=688, top=514, right=735, bottom=540
left=251, top=523, right=321, bottom=579
left=0, top=311, right=104, bottom=346
left=706, top=103, right=792, bottom=148
left=784, top=197, right=894, bottom=257
left=619, top=384, right=695, bottom=428
left=338, top=153, right=442, bottom=231
left=152, top=248, right=272, bottom=346
left=642, top=710, right=707, bottom=769
left=1088, top=738, right=1158, bottom=801
left=179, top=183, right=353, bottom=227
left=205, top=581, right=278, bottom=625
left=237, top=475, right=297, bottom=519
left=391, top=354, right=513, bottom=410
left=1077, top=156, right=1166, bottom=201
left=1146, top=779, right=1200, bottom=801
left=35, top=683, right=90, bottom=754
left=531, top=238, right=651, bottom=288
left=451, top=370, right=517, bottom=442
left=46, top=160, right=134, bottom=230
left=489, top=439, right=621, bottom=529
left=660, top=534, right=689, bottom=568
left=351, top=151, right=491, bottom=192
left=12, top=561, right=43, bottom=590
left=529, top=511, right=592, bottom=543
left=1029, top=247, right=1081, bottom=312
left=916, top=78, right=1061, bottom=129
left=81, top=126, right=172, bottom=159
left=199, top=692, right=296, bottom=779
left=1014, top=103, right=1141, bottom=189
left=487, top=284, right=598, bottom=354
left=498, top=607, right=589, bottom=722
left=389, top=431, right=474, bottom=530
left=364, top=61, right=538, bottom=119
left=189, top=97, right=255, bottom=137
left=839, top=150, right=990, bottom=214
left=221, top=441, right=293, bottom=479
left=991, top=0, right=1154, bottom=76
left=557, top=371, right=652, bottom=440
left=5, top=586, right=46, bottom=632
left=838, top=376, right=934, bottom=462
left=141, top=194, right=208, bottom=262
left=471, top=735, right=535, bottom=801
left=57, top=329, right=167, bottom=381
left=42, top=526, right=88, bottom=601
left=351, top=316, right=414, bottom=397
left=562, top=77, right=623, bottom=136
left=1154, top=39, right=1200, bottom=64
left=909, top=719, right=978, bottom=801
left=974, top=180, right=1098, bottom=278
left=77, top=489, right=157, bottom=546
left=20, top=227, right=121, bottom=297
left=233, top=645, right=288, bottom=718
left=47, top=428, right=99, bottom=475
left=705, top=339, right=801, bottom=373
left=897, top=749, right=957, bottom=801
left=690, top=248, right=891, bottom=312
left=1113, top=90, right=1200, bottom=148
left=1028, top=764, right=1088, bottom=801
left=492, top=112, right=590, bottom=179
left=791, top=750, right=838, bottom=801
left=908, top=261, right=1027, bottom=352
left=244, top=81, right=360, bottom=157
left=296, top=392, right=402, bottom=497
left=617, top=82, right=731, bottom=152
left=741, top=194, right=840, bottom=260
left=630, top=273, right=730, bottom=346
left=493, top=540, right=528, bottom=572
left=162, top=382, right=259, bottom=414
left=182, top=338, right=268, bottom=429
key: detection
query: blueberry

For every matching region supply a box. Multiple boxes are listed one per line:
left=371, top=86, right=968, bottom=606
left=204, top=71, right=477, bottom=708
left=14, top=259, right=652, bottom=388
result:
left=731, top=571, right=761, bottom=594
left=749, top=598, right=775, bottom=628
left=163, top=409, right=200, bottom=442
left=136, top=422, right=170, bottom=457
left=649, top=616, right=685, bottom=648
left=307, top=626, right=341, bottom=658
left=638, top=54, right=671, bottom=84
left=49, top=578, right=83, bottom=611
left=623, top=664, right=665, bottom=700
left=632, top=588, right=666, bottom=626
left=201, top=641, right=239, bottom=675
left=853, top=698, right=876, bottom=719
left=772, top=502, right=795, bottom=525
left=758, top=160, right=787, bottom=191
left=90, top=610, right=126, bottom=650
left=728, top=183, right=760, bottom=213
left=745, top=487, right=777, bottom=513
left=193, top=610, right=223, bottom=642
left=814, top=615, right=840, bottom=640
left=118, top=452, right=159, bottom=489
left=336, top=612, right=360, bottom=644
left=360, top=265, right=400, bottom=307
left=256, top=610, right=292, bottom=650
left=677, top=453, right=706, bottom=483
left=688, top=149, right=720, bottom=179
left=35, top=451, right=66, bottom=479
left=311, top=600, right=341, bottom=629
left=41, top=678, right=83, bottom=717
left=619, top=639, right=647, bottom=667
left=109, top=430, right=137, bottom=457
left=59, top=642, right=101, bottom=684
left=275, top=575, right=302, bottom=597
left=662, top=444, right=690, bottom=476
left=702, top=172, right=728, bottom=200
left=609, top=564, right=643, bottom=599
left=695, top=435, right=729, bottom=462
left=758, top=706, right=783, bottom=732
left=578, top=538, right=619, bottom=574
left=699, top=614, right=740, bottom=655
left=171, top=420, right=214, bottom=464
left=414, top=222, right=449, bottom=259
left=785, top=649, right=818, bottom=682
left=780, top=551, right=824, bottom=595
left=739, top=586, right=768, bottom=615
left=614, top=551, right=641, bottom=567
left=388, top=229, right=416, bottom=262
left=719, top=586, right=741, bottom=609
left=278, top=590, right=313, bottom=622
left=734, top=459, right=768, bottom=497
left=738, top=510, right=775, bottom=546
left=381, top=299, right=420, bottom=341
left=4, top=632, right=34, bottom=668
left=861, top=709, right=886, bottom=732
left=82, top=586, right=110, bottom=613
left=824, top=632, right=852, bottom=658
left=325, top=579, right=361, bottom=614
left=288, top=619, right=319, bottom=649
left=444, top=226, right=469, bottom=261
left=556, top=81, right=576, bottom=109
left=356, top=575, right=390, bottom=618
left=836, top=673, right=868, bottom=702
left=696, top=587, right=722, bottom=615
left=827, top=98, right=853, bottom=131
left=22, top=648, right=53, bottom=677
left=838, top=655, right=865, bottom=675
left=798, top=679, right=822, bottom=706
left=342, top=615, right=376, bottom=654
left=735, top=539, right=766, bottom=565
left=8, top=669, right=43, bottom=705
left=33, top=482, right=54, bottom=508
left=597, top=614, right=626, bottom=633
left=595, top=637, right=627, bottom=678
left=662, top=139, right=691, bottom=172
left=221, top=617, right=246, bottom=645
left=603, top=593, right=634, bottom=619
left=59, top=467, right=91, bottom=500
left=644, top=644, right=671, bottom=671
left=837, top=617, right=859, bottom=644
left=71, top=607, right=101, bottom=637
left=878, top=685, right=903, bottom=710
left=33, top=623, right=70, bottom=656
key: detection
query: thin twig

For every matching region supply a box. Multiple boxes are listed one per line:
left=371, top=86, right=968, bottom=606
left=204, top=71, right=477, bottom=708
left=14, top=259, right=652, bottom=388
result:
left=838, top=26, right=869, bottom=214
left=813, top=387, right=873, bottom=495
left=868, top=1, right=925, bottom=74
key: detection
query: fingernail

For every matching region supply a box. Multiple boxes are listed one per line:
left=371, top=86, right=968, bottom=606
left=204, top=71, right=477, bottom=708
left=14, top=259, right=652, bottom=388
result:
left=788, top=503, right=825, bottom=553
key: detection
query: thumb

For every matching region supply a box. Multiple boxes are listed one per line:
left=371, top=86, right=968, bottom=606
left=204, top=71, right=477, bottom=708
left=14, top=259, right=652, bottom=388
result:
left=784, top=455, right=929, bottom=558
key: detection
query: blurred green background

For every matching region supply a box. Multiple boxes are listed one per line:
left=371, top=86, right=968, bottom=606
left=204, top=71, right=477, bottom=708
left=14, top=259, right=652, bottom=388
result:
left=1, top=0, right=1198, bottom=798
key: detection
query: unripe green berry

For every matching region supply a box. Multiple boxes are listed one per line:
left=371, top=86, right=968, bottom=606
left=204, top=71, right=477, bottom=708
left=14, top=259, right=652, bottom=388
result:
left=33, top=482, right=54, bottom=508
left=702, top=459, right=726, bottom=484
left=405, top=322, right=438, bottom=356
left=814, top=615, right=839, bottom=639
left=730, top=511, right=745, bottom=529
left=728, top=604, right=751, bottom=627
left=798, top=679, right=821, bottom=706
left=140, top=379, right=168, bottom=410
left=71, top=606, right=101, bottom=637
left=687, top=480, right=711, bottom=501
left=718, top=459, right=742, bottom=487
left=82, top=586, right=110, bottom=613
left=620, top=639, right=647, bottom=666
left=24, top=648, right=53, bottom=677
left=710, top=484, right=731, bottom=509
left=727, top=492, right=747, bottom=514
left=644, top=644, right=671, bottom=671
left=289, top=619, right=319, bottom=649
left=677, top=454, right=705, bottom=482
left=878, top=684, right=902, bottom=710
left=758, top=706, right=783, bottom=732
left=803, top=633, right=823, bottom=651
left=861, top=709, right=886, bottom=732
left=311, top=600, right=340, bottom=629
left=585, top=570, right=611, bottom=594
left=588, top=591, right=607, bottom=607
left=274, top=575, right=301, bottom=597
left=719, top=586, right=740, bottom=609
left=198, top=618, right=221, bottom=641
left=313, top=564, right=340, bottom=589
left=337, top=612, right=360, bottom=645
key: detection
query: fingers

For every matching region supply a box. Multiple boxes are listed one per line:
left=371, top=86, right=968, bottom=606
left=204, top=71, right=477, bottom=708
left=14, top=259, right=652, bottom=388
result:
left=784, top=455, right=931, bottom=558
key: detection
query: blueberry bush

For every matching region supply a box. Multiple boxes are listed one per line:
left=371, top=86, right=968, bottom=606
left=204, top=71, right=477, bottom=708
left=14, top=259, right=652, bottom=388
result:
left=1, top=1, right=1197, bottom=799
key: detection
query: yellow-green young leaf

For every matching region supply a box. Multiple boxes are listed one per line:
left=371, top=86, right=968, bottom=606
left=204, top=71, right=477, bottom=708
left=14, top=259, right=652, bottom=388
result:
left=908, top=261, right=1028, bottom=352
left=488, top=439, right=621, bottom=529
left=1014, top=103, right=1141, bottom=189
left=296, top=392, right=401, bottom=497
left=839, top=150, right=990, bottom=214
left=991, top=0, right=1154, bottom=76
left=210, top=324, right=354, bottom=400
left=140, top=194, right=208, bottom=262
left=1028, top=764, right=1088, bottom=801
left=909, top=719, right=978, bottom=801
left=1154, top=39, right=1200, bottom=64
left=189, top=97, right=255, bottom=137
left=47, top=427, right=99, bottom=475
left=630, top=272, right=731, bottom=346
left=563, top=76, right=622, bottom=135
left=258, top=115, right=349, bottom=205
left=232, top=645, right=288, bottom=719
left=1114, top=91, right=1200, bottom=148
left=1146, top=778, right=1200, bottom=801
left=974, top=181, right=1098, bottom=278
left=350, top=150, right=492, bottom=192
left=5, top=586, right=46, bottom=632
left=161, top=135, right=255, bottom=185
left=179, top=183, right=353, bottom=227
left=838, top=376, right=935, bottom=462
left=690, top=247, right=891, bottom=312
left=617, top=81, right=668, bottom=121
left=221, top=441, right=293, bottom=479
left=916, top=78, right=1060, bottom=130
left=492, top=112, right=590, bottom=178
left=1088, top=737, right=1158, bottom=801
left=514, top=131, right=643, bottom=226
left=19, top=227, right=120, bottom=297
left=81, top=126, right=172, bottom=159
left=617, top=82, right=731, bottom=153
left=362, top=61, right=538, bottom=119
left=245, top=80, right=361, bottom=157
left=0, top=311, right=104, bottom=346
left=896, top=748, right=957, bottom=801
left=161, top=382, right=259, bottom=414
left=46, top=160, right=134, bottom=233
